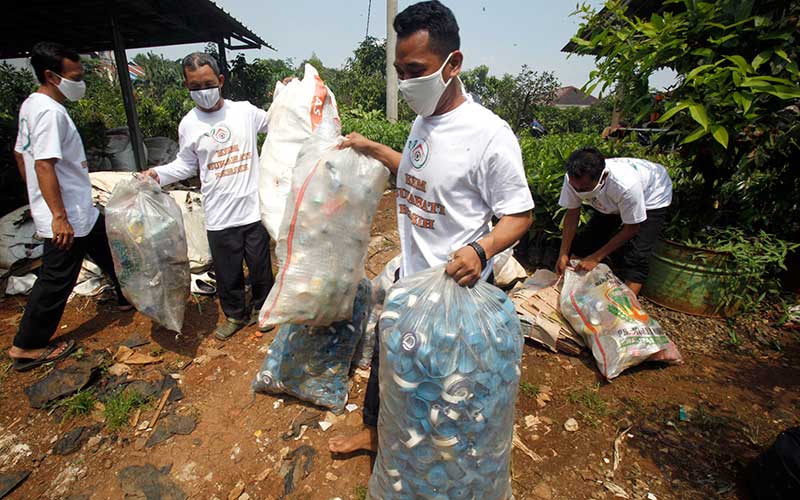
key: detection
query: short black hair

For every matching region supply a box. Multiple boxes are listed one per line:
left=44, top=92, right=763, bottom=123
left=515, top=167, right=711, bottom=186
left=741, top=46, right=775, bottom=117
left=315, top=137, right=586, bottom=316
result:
left=394, top=1, right=460, bottom=59
left=182, top=52, right=221, bottom=79
left=565, top=147, right=606, bottom=180
left=30, top=42, right=80, bottom=84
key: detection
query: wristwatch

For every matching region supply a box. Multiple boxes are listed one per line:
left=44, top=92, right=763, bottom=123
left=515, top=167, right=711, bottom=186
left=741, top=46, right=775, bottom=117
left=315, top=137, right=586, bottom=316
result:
left=468, top=241, right=488, bottom=270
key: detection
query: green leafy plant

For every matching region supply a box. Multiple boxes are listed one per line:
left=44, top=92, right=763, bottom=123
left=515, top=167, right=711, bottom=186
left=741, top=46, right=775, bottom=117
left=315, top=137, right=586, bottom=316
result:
left=571, top=0, right=800, bottom=240
left=519, top=381, right=540, bottom=398
left=340, top=107, right=411, bottom=153
left=103, top=389, right=152, bottom=430
left=682, top=228, right=799, bottom=314
left=568, top=385, right=608, bottom=416
left=532, top=100, right=614, bottom=135
left=354, top=485, right=368, bottom=500
left=51, top=390, right=97, bottom=420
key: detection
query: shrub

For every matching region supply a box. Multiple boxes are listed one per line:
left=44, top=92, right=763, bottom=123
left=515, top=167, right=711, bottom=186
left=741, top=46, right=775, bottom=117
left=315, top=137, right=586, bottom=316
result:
left=340, top=107, right=411, bottom=154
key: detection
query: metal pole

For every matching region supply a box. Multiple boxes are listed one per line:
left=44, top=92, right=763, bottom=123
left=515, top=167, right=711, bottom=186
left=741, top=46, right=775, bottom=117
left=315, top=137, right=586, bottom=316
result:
left=110, top=13, right=145, bottom=171
left=386, top=0, right=398, bottom=122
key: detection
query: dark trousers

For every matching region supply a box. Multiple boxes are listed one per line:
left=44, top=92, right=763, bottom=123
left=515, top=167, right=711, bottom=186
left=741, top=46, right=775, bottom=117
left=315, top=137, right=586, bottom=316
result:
left=206, top=221, right=274, bottom=322
left=363, top=270, right=494, bottom=427
left=572, top=207, right=668, bottom=284
left=14, top=214, right=125, bottom=350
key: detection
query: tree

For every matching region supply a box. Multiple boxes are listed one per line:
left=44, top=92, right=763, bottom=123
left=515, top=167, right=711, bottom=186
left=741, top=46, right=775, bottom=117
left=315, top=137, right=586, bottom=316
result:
left=224, top=54, right=296, bottom=109
left=462, top=65, right=559, bottom=133
left=330, top=37, right=387, bottom=113
left=132, top=52, right=183, bottom=90
left=571, top=0, right=800, bottom=239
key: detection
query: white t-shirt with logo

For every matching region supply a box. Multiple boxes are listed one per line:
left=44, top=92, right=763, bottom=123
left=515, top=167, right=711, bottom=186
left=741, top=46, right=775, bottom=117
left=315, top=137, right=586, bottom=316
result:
left=397, top=100, right=535, bottom=279
left=558, top=157, right=673, bottom=225
left=14, top=93, right=98, bottom=238
left=153, top=100, right=268, bottom=231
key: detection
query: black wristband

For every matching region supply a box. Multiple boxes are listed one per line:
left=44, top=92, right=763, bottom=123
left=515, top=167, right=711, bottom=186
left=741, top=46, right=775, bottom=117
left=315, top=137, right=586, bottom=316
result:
left=468, top=241, right=488, bottom=270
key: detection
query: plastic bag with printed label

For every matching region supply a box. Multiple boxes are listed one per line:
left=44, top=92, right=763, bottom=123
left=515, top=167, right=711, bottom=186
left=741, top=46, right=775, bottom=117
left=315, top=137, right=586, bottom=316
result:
left=258, top=94, right=389, bottom=328
left=259, top=64, right=338, bottom=240
left=253, top=279, right=371, bottom=413
left=560, top=263, right=682, bottom=380
left=105, top=176, right=190, bottom=332
left=368, top=266, right=522, bottom=500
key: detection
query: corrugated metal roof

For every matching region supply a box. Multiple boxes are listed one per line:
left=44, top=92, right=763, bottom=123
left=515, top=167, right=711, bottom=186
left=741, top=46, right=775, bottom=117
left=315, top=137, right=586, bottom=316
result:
left=0, top=0, right=274, bottom=59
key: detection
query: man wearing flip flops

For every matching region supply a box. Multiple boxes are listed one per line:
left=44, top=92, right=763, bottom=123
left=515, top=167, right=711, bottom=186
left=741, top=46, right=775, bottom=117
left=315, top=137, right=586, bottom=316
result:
left=143, top=52, right=274, bottom=341
left=8, top=42, right=132, bottom=372
left=328, top=0, right=534, bottom=454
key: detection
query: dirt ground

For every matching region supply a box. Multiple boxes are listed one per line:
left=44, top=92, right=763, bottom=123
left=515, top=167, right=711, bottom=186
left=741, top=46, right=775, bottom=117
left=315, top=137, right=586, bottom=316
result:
left=1, top=192, right=799, bottom=500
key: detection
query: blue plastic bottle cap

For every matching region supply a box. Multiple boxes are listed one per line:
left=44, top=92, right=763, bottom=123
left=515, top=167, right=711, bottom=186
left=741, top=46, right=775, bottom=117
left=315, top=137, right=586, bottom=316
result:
left=426, top=464, right=448, bottom=487
left=409, top=396, right=430, bottom=419
left=392, top=371, right=421, bottom=390
left=416, top=380, right=442, bottom=401
left=401, top=427, right=425, bottom=448
left=442, top=374, right=472, bottom=404
left=401, top=331, right=419, bottom=354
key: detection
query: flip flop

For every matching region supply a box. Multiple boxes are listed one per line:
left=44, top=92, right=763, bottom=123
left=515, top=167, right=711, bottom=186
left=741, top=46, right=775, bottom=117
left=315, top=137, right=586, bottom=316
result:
left=12, top=339, right=77, bottom=372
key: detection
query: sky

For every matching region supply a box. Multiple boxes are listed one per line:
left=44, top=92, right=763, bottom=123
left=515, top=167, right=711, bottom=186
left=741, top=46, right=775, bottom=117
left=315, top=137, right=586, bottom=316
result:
left=126, top=0, right=632, bottom=93
left=7, top=0, right=674, bottom=93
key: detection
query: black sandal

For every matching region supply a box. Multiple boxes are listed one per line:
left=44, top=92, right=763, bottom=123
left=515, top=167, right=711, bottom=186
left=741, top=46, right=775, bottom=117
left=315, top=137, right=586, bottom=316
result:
left=11, top=339, right=77, bottom=372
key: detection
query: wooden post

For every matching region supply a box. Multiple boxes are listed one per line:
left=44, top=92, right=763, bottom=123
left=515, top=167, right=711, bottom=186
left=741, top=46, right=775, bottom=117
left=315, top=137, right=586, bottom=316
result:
left=111, top=12, right=146, bottom=171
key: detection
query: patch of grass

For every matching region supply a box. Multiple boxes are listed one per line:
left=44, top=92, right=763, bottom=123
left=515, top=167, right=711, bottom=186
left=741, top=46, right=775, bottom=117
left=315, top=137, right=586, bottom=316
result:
left=354, top=485, right=368, bottom=500
left=104, top=389, right=152, bottom=430
left=51, top=389, right=97, bottom=421
left=568, top=385, right=608, bottom=418
left=519, top=381, right=540, bottom=398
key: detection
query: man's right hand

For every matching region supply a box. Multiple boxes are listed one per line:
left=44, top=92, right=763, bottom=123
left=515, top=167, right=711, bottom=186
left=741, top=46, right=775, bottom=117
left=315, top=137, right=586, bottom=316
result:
left=556, top=253, right=570, bottom=275
left=51, top=215, right=75, bottom=250
left=140, top=169, right=160, bottom=183
left=339, top=132, right=375, bottom=157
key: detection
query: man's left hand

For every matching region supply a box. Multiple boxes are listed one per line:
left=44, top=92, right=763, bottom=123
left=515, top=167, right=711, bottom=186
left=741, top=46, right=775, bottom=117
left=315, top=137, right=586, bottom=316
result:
left=575, top=254, right=602, bottom=272
left=446, top=245, right=483, bottom=287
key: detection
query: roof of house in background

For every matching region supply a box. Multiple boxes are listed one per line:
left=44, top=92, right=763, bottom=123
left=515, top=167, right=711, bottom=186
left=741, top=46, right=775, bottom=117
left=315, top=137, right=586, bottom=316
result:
left=562, top=0, right=673, bottom=53
left=554, top=86, right=599, bottom=107
left=0, top=0, right=273, bottom=59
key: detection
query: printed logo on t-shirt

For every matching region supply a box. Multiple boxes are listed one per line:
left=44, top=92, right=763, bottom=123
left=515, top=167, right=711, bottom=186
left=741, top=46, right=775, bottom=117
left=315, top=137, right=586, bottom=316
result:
left=207, top=124, right=232, bottom=144
left=408, top=138, right=430, bottom=170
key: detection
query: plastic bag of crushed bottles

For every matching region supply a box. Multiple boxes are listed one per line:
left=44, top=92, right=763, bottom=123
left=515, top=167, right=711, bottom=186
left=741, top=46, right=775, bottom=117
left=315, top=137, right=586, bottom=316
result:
left=259, top=94, right=389, bottom=328
left=353, top=254, right=402, bottom=369
left=560, top=263, right=682, bottom=380
left=368, top=266, right=522, bottom=500
left=253, top=279, right=371, bottom=413
left=105, top=175, right=190, bottom=332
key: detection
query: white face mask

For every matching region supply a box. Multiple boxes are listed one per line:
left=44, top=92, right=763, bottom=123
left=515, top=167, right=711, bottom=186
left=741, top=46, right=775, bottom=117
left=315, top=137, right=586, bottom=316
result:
left=571, top=168, right=609, bottom=200
left=55, top=74, right=86, bottom=102
left=190, top=87, right=221, bottom=110
left=398, top=53, right=455, bottom=117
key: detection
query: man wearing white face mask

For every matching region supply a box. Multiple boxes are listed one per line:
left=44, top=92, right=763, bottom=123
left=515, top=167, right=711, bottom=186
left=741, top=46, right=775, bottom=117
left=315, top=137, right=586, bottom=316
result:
left=143, top=52, right=274, bottom=341
left=556, top=147, right=673, bottom=295
left=329, top=0, right=534, bottom=455
left=9, top=42, right=131, bottom=372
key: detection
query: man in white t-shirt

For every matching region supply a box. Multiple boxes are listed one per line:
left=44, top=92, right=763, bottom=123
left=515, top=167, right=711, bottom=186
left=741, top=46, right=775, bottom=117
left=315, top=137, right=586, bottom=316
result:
left=8, top=42, right=131, bottom=372
left=144, top=52, right=273, bottom=341
left=556, top=146, right=673, bottom=295
left=328, top=0, right=534, bottom=454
